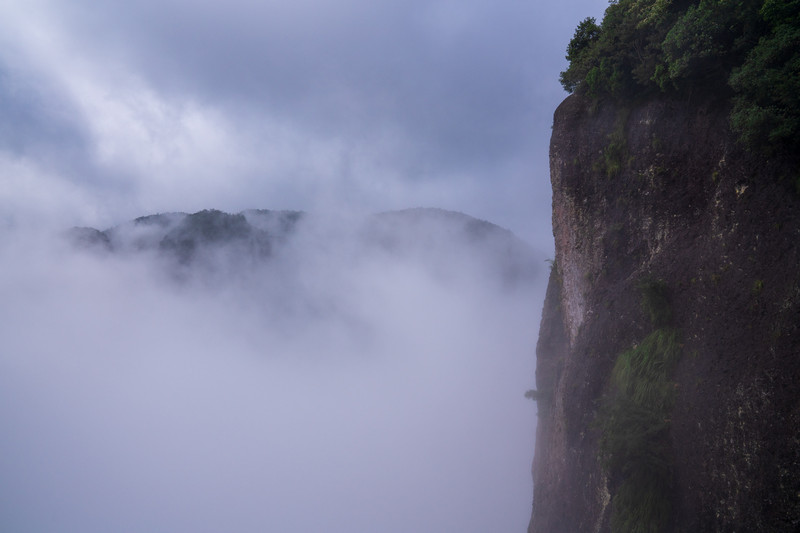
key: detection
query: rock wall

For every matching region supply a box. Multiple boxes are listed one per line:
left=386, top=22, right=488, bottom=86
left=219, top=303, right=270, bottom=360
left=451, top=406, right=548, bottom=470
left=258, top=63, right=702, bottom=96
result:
left=529, top=94, right=800, bottom=532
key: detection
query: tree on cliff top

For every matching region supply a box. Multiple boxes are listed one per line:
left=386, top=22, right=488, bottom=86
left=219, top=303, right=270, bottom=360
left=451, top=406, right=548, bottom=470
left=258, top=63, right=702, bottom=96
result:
left=560, top=0, right=800, bottom=155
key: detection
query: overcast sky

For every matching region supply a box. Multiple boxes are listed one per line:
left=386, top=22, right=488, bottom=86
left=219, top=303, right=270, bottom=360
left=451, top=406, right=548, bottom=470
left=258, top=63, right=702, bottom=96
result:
left=0, top=0, right=607, bottom=249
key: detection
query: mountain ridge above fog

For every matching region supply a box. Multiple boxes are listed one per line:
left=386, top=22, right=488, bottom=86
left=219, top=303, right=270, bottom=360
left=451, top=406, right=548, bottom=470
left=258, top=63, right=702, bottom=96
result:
left=67, top=207, right=541, bottom=286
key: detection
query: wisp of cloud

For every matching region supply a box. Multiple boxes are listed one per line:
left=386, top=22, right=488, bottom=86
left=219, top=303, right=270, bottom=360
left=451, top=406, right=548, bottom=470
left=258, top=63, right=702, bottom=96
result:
left=0, top=210, right=544, bottom=533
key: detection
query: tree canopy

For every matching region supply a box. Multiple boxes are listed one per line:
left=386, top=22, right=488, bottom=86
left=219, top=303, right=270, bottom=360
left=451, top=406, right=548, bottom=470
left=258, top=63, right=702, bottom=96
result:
left=560, top=0, right=800, bottom=154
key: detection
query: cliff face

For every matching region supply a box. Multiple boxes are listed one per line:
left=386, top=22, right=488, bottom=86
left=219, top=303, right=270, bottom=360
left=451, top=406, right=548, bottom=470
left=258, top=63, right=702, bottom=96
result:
left=530, top=94, right=800, bottom=532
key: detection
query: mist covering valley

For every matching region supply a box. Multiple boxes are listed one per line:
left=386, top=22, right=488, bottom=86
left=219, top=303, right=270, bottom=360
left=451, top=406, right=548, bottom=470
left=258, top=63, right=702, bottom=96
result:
left=0, top=208, right=545, bottom=532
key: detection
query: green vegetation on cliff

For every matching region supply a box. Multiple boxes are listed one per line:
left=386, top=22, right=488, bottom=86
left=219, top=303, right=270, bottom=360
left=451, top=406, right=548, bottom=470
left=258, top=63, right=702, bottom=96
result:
left=561, top=0, right=800, bottom=155
left=598, top=279, right=681, bottom=532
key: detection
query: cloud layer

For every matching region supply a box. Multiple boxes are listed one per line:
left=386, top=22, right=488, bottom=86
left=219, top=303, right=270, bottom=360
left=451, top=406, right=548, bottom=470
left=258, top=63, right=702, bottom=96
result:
left=0, top=211, right=544, bottom=532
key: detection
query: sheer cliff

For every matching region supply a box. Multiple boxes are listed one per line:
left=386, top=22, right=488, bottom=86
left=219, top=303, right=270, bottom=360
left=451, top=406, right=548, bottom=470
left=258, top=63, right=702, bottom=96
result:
left=529, top=94, right=800, bottom=532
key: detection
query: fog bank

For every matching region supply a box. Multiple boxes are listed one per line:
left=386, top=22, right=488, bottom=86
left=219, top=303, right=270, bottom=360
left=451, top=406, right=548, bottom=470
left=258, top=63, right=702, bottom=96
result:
left=0, top=210, right=544, bottom=532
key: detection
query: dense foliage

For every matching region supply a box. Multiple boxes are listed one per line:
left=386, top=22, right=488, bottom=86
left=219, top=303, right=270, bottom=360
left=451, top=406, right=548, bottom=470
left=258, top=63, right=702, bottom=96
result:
left=561, top=0, right=800, bottom=154
left=598, top=279, right=681, bottom=532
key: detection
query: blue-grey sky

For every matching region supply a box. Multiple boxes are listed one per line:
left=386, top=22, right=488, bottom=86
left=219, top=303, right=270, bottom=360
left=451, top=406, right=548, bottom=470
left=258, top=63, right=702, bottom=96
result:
left=0, top=0, right=607, bottom=249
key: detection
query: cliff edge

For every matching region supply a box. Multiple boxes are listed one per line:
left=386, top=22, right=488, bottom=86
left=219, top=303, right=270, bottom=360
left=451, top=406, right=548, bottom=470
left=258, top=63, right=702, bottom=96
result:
left=529, top=93, right=800, bottom=532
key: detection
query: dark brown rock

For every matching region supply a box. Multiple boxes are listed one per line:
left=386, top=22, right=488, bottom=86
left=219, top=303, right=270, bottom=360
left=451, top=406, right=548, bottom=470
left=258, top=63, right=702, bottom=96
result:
left=529, top=94, right=800, bottom=532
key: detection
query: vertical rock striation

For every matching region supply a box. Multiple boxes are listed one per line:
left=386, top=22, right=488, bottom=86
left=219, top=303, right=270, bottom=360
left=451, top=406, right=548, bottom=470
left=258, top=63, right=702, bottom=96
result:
left=530, top=94, right=800, bottom=532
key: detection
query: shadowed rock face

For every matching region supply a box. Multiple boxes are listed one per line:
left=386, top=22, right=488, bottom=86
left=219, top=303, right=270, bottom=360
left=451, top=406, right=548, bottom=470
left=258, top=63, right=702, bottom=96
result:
left=530, top=94, right=800, bottom=532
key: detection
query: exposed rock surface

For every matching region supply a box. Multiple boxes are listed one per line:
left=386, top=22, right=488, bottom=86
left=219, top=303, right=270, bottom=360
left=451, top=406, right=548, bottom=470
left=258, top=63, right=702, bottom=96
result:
left=530, top=94, right=800, bottom=532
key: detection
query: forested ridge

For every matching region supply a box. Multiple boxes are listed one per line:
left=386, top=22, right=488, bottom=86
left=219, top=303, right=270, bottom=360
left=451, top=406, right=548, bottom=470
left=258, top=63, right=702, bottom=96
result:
left=561, top=0, right=800, bottom=157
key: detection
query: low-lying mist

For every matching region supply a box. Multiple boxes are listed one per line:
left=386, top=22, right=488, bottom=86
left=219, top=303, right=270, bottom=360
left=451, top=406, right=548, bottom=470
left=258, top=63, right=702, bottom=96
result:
left=0, top=208, right=545, bottom=532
